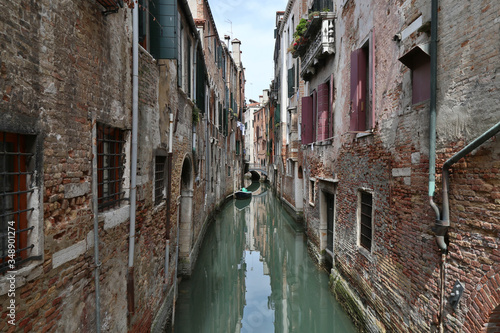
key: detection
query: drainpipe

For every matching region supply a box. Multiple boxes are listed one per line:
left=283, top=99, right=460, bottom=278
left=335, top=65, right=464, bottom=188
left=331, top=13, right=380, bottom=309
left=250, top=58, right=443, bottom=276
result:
left=127, top=2, right=139, bottom=316
left=171, top=194, right=181, bottom=329
left=440, top=121, right=500, bottom=235
left=428, top=0, right=439, bottom=220
left=435, top=121, right=500, bottom=331
left=165, top=111, right=174, bottom=285
left=426, top=0, right=445, bottom=330
left=91, top=118, right=101, bottom=333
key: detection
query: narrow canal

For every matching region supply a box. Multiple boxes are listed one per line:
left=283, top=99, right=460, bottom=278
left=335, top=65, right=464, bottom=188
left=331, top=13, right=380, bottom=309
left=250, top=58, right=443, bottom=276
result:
left=173, top=183, right=356, bottom=332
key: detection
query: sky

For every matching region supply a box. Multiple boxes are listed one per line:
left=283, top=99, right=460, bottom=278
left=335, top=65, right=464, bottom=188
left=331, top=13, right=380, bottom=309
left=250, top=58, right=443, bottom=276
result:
left=210, top=0, right=289, bottom=102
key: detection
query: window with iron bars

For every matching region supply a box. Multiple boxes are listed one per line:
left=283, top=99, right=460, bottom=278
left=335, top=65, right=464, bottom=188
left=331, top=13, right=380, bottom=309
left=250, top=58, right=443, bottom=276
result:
left=0, top=132, right=37, bottom=273
left=154, top=155, right=166, bottom=205
left=359, top=191, right=373, bottom=251
left=97, top=124, right=126, bottom=211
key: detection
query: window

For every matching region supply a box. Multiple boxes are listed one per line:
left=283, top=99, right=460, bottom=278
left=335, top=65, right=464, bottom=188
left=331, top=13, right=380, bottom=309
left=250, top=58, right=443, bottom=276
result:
left=325, top=192, right=335, bottom=252
left=311, top=0, right=332, bottom=11
left=399, top=45, right=430, bottom=104
left=301, top=95, right=314, bottom=144
left=154, top=155, right=166, bottom=205
left=97, top=124, right=126, bottom=211
left=138, top=0, right=150, bottom=51
left=0, top=132, right=37, bottom=273
left=178, top=23, right=184, bottom=88
left=288, top=65, right=295, bottom=97
left=187, top=38, right=192, bottom=97
left=317, top=82, right=330, bottom=141
left=287, top=159, right=294, bottom=177
left=358, top=190, right=373, bottom=251
left=309, top=178, right=316, bottom=205
left=350, top=37, right=373, bottom=132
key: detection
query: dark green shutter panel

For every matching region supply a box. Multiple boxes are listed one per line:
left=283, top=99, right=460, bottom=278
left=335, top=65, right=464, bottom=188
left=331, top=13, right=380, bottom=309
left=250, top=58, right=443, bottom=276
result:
left=150, top=0, right=178, bottom=59
left=196, top=53, right=206, bottom=113
left=288, top=66, right=295, bottom=97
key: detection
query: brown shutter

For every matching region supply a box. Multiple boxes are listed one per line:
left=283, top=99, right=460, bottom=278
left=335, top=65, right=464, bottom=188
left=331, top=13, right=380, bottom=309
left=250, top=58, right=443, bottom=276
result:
left=301, top=96, right=313, bottom=144
left=312, top=89, right=317, bottom=141
left=350, top=48, right=368, bottom=131
left=317, top=82, right=329, bottom=141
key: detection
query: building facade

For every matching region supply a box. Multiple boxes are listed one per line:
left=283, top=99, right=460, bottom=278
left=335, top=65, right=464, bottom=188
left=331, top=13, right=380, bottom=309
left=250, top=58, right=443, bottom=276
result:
left=273, top=0, right=307, bottom=219
left=0, top=0, right=244, bottom=331
left=271, top=0, right=500, bottom=331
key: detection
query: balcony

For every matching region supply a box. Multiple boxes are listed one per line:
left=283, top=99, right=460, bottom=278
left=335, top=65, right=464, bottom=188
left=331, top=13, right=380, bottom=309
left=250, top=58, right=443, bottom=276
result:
left=293, top=12, right=335, bottom=80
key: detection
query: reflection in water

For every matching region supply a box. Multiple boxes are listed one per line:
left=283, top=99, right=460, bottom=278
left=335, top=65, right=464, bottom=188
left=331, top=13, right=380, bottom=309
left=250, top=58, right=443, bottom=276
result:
left=173, top=183, right=355, bottom=333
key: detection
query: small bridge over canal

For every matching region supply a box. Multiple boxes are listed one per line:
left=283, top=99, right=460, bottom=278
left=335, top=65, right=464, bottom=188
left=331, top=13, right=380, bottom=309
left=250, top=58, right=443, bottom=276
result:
left=247, top=163, right=268, bottom=181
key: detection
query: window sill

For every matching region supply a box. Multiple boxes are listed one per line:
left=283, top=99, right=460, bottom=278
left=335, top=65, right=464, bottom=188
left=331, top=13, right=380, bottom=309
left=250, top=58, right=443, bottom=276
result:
left=356, top=131, right=373, bottom=139
left=357, top=246, right=373, bottom=261
left=103, top=204, right=131, bottom=230
left=153, top=200, right=166, bottom=213
left=314, top=137, right=334, bottom=146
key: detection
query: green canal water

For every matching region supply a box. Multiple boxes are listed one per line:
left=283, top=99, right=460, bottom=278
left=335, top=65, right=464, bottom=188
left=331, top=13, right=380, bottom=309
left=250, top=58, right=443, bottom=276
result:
left=173, top=183, right=356, bottom=333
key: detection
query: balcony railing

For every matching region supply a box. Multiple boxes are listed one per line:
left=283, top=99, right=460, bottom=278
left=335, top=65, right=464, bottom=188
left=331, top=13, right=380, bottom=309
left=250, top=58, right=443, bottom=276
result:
left=294, top=12, right=335, bottom=80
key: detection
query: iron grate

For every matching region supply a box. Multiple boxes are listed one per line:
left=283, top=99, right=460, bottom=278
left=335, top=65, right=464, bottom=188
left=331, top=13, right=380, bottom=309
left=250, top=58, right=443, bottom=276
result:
left=0, top=132, right=37, bottom=273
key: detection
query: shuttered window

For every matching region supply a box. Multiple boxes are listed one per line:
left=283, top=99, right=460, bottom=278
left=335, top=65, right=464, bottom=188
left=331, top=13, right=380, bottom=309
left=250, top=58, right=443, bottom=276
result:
left=312, top=89, right=317, bottom=141
left=275, top=104, right=280, bottom=124
left=301, top=96, right=313, bottom=144
left=288, top=65, right=295, bottom=97
left=350, top=48, right=368, bottom=131
left=411, top=56, right=430, bottom=104
left=317, top=82, right=330, bottom=141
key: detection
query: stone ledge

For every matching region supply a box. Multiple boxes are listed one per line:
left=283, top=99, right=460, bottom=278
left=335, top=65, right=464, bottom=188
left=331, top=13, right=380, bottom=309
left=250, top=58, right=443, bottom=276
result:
left=103, top=204, right=130, bottom=230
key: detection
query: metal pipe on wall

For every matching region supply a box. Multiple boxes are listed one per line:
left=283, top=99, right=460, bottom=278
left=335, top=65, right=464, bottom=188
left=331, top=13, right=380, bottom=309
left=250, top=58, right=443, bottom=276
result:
left=127, top=1, right=139, bottom=315
left=165, top=112, right=174, bottom=285
left=427, top=0, right=445, bottom=330
left=91, top=118, right=101, bottom=333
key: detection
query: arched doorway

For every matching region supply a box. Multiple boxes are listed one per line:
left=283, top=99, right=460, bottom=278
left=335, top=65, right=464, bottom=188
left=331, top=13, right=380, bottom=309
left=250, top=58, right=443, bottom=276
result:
left=179, top=156, right=193, bottom=274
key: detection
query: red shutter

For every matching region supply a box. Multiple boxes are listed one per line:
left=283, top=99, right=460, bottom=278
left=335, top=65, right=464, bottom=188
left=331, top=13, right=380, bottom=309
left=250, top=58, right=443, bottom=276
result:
left=301, top=96, right=313, bottom=144
left=350, top=48, right=368, bottom=131
left=317, top=82, right=329, bottom=141
left=312, top=89, right=317, bottom=141
left=330, top=75, right=334, bottom=138
left=350, top=49, right=359, bottom=131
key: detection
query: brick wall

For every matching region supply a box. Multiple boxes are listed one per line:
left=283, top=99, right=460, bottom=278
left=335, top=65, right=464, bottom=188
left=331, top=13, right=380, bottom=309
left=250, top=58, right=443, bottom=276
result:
left=0, top=0, right=244, bottom=331
left=297, top=0, right=500, bottom=331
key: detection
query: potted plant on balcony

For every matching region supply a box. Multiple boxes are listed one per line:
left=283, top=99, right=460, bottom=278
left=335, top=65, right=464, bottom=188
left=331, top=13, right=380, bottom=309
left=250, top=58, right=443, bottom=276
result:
left=287, top=18, right=310, bottom=56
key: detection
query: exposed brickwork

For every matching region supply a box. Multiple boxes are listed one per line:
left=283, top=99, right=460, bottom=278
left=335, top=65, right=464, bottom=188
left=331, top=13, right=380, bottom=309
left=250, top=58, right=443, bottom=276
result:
left=273, top=0, right=500, bottom=332
left=0, top=0, right=244, bottom=331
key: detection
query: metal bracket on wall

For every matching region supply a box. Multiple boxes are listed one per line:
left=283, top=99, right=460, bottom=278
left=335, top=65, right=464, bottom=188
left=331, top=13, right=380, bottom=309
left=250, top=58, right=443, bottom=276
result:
left=449, top=280, right=464, bottom=309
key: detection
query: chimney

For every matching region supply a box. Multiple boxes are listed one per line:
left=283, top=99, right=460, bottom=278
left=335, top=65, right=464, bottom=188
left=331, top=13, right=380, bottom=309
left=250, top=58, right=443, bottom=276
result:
left=231, top=38, right=242, bottom=67
left=259, top=95, right=263, bottom=105
left=263, top=89, right=269, bottom=104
